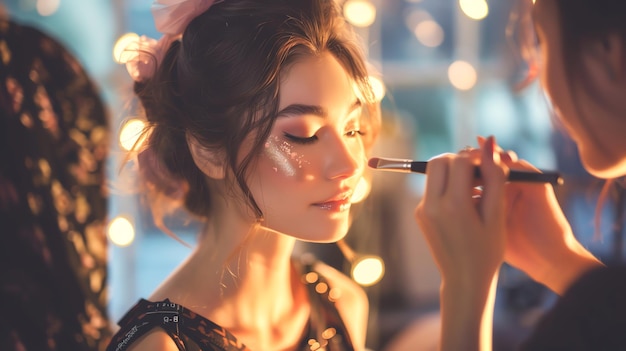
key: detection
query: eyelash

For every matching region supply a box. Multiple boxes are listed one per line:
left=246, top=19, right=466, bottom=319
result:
left=283, top=133, right=317, bottom=145
left=283, top=128, right=363, bottom=145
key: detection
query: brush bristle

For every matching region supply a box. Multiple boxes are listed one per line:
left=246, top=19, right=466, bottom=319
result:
left=367, top=157, right=380, bottom=168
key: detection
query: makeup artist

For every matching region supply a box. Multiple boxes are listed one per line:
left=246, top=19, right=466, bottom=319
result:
left=414, top=0, right=626, bottom=350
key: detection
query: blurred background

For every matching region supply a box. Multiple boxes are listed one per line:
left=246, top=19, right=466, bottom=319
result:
left=4, top=0, right=625, bottom=350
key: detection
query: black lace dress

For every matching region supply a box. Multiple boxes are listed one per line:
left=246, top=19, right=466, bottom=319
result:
left=107, top=262, right=356, bottom=351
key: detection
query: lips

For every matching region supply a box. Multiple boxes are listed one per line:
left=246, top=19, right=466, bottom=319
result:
left=313, top=191, right=353, bottom=212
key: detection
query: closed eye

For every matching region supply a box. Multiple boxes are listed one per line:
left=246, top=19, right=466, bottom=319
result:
left=346, top=130, right=364, bottom=137
left=283, top=132, right=318, bottom=145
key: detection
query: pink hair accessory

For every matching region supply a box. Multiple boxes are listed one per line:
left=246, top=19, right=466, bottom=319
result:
left=152, top=0, right=222, bottom=35
left=123, top=0, right=222, bottom=82
left=123, top=34, right=175, bottom=82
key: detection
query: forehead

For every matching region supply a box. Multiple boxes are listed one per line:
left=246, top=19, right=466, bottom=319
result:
left=278, top=52, right=356, bottom=110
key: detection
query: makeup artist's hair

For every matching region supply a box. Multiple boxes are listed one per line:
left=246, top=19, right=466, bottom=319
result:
left=555, top=0, right=626, bottom=90
left=133, top=0, right=379, bottom=223
left=553, top=0, right=626, bottom=233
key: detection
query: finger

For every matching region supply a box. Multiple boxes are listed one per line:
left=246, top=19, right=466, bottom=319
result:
left=423, top=154, right=452, bottom=202
left=506, top=150, right=518, bottom=162
left=476, top=135, right=486, bottom=147
left=514, top=159, right=541, bottom=172
left=479, top=136, right=508, bottom=222
left=448, top=155, right=477, bottom=208
left=478, top=135, right=518, bottom=167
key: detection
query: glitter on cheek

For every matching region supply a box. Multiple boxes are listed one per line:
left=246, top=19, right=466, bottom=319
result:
left=264, top=136, right=311, bottom=177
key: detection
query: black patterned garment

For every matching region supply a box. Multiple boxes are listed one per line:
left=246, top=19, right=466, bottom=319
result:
left=107, top=262, right=355, bottom=351
left=0, top=18, right=111, bottom=351
left=520, top=265, right=626, bottom=351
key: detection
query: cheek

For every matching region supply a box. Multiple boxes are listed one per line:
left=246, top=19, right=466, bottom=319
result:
left=262, top=136, right=313, bottom=180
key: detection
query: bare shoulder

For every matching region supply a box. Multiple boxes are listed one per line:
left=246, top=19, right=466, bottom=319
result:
left=125, top=328, right=180, bottom=351
left=312, top=261, right=369, bottom=350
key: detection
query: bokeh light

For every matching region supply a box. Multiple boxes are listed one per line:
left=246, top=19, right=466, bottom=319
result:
left=368, top=75, right=386, bottom=102
left=343, top=0, right=377, bottom=28
left=459, top=0, right=489, bottom=21
left=108, top=216, right=135, bottom=247
left=352, top=256, right=385, bottom=287
left=448, top=60, right=478, bottom=90
left=414, top=20, right=445, bottom=47
left=36, top=0, right=60, bottom=16
left=113, top=32, right=140, bottom=64
left=119, top=118, right=146, bottom=151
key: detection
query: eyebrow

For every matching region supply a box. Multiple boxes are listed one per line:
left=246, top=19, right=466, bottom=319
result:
left=276, top=99, right=362, bottom=119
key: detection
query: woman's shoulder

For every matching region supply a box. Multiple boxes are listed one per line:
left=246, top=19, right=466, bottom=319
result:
left=124, top=329, right=180, bottom=351
left=107, top=298, right=247, bottom=351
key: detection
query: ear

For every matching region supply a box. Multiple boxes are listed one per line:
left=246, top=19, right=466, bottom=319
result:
left=186, top=133, right=226, bottom=180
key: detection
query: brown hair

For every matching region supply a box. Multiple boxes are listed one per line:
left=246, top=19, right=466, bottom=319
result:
left=556, top=0, right=626, bottom=89
left=132, top=0, right=379, bottom=224
left=554, top=0, right=626, bottom=236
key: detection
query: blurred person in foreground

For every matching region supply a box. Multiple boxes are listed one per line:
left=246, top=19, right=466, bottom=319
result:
left=0, top=15, right=111, bottom=351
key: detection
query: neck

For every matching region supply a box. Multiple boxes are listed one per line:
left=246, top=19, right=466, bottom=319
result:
left=184, top=206, right=304, bottom=324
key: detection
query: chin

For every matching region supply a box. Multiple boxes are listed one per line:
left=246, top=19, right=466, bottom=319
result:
left=297, top=224, right=350, bottom=244
left=581, top=151, right=626, bottom=179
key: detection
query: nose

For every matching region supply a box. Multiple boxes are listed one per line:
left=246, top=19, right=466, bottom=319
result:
left=324, top=134, right=362, bottom=180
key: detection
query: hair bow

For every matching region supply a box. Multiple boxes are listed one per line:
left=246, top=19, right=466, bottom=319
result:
left=123, top=0, right=222, bottom=82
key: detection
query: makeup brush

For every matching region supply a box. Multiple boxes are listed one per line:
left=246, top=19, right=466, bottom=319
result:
left=368, top=157, right=564, bottom=186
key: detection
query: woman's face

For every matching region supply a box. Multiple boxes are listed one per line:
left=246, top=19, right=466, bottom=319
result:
left=246, top=52, right=366, bottom=242
left=533, top=0, right=626, bottom=177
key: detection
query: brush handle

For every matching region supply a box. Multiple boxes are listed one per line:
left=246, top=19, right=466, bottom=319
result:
left=409, top=161, right=563, bottom=186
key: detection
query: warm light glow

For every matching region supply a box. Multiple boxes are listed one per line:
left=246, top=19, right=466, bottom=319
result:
left=36, top=0, right=60, bottom=16
left=459, top=0, right=489, bottom=20
left=351, top=177, right=371, bottom=204
left=108, top=216, right=135, bottom=247
left=343, top=0, right=377, bottom=28
left=351, top=256, right=384, bottom=286
left=368, top=75, right=386, bottom=102
left=414, top=20, right=445, bottom=47
left=448, top=60, right=477, bottom=90
left=119, top=118, right=146, bottom=151
left=113, top=32, right=140, bottom=64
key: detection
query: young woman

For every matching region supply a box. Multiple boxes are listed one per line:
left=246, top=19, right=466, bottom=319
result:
left=106, top=0, right=380, bottom=350
left=415, top=0, right=626, bottom=350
